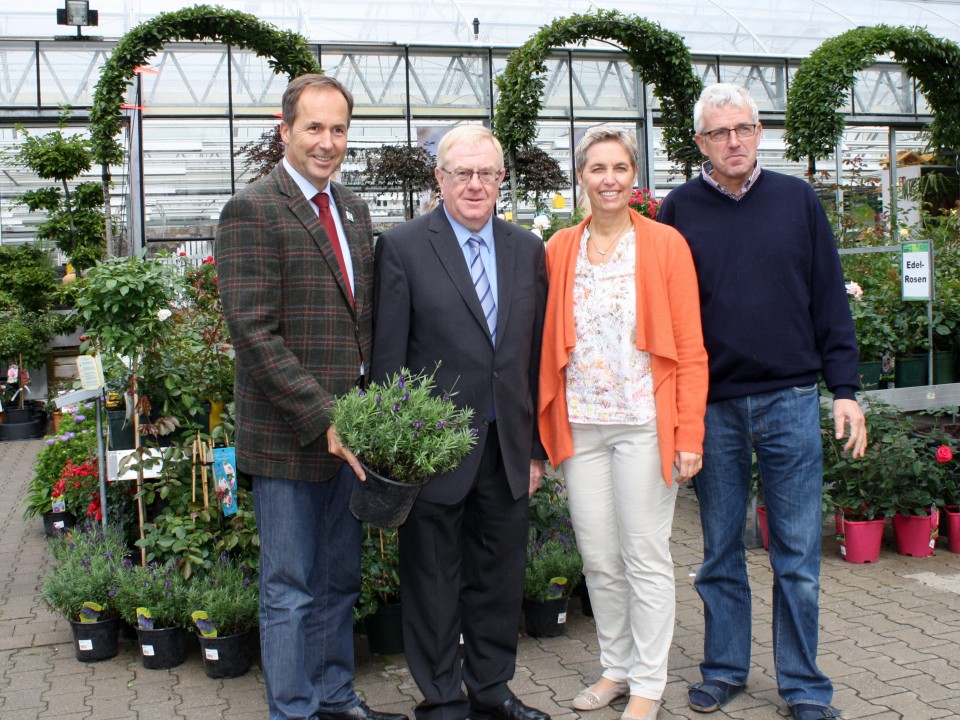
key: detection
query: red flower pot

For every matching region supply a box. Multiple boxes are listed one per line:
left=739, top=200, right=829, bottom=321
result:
left=836, top=513, right=885, bottom=563
left=943, top=506, right=960, bottom=554
left=893, top=510, right=939, bottom=557
left=756, top=506, right=769, bottom=551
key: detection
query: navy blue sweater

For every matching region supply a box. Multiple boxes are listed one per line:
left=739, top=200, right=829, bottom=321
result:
left=658, top=170, right=859, bottom=403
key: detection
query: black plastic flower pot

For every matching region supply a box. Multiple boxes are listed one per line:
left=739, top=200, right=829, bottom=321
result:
left=365, top=601, right=404, bottom=655
left=137, top=626, right=188, bottom=669
left=349, top=463, right=424, bottom=529
left=523, top=596, right=569, bottom=638
left=70, top=618, right=121, bottom=662
left=198, top=630, right=254, bottom=679
left=42, top=510, right=76, bottom=537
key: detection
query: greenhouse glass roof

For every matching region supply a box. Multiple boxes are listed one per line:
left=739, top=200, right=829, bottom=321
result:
left=5, top=0, right=960, bottom=56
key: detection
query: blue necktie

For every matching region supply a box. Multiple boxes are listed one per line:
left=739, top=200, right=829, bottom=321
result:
left=468, top=236, right=496, bottom=343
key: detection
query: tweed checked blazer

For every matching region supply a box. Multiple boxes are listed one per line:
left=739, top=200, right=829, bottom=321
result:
left=215, top=163, right=374, bottom=482
left=371, top=205, right=547, bottom=504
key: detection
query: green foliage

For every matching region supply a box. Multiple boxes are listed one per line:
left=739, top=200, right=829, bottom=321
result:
left=525, top=537, right=583, bottom=601
left=23, top=407, right=99, bottom=518
left=136, top=451, right=259, bottom=580
left=0, top=244, right=58, bottom=313
left=187, top=558, right=259, bottom=636
left=525, top=472, right=581, bottom=601
left=493, top=9, right=701, bottom=179
left=785, top=26, right=960, bottom=163
left=822, top=398, right=950, bottom=519
left=0, top=300, right=58, bottom=376
left=356, top=526, right=399, bottom=622
left=43, top=522, right=129, bottom=622
left=140, top=258, right=234, bottom=425
left=11, top=112, right=106, bottom=271
left=332, top=368, right=476, bottom=485
left=115, top=559, right=192, bottom=629
left=362, top=143, right=437, bottom=220
left=72, top=255, right=177, bottom=359
left=89, top=5, right=321, bottom=165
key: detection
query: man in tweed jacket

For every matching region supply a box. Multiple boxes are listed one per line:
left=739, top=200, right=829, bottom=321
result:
left=216, top=75, right=405, bottom=720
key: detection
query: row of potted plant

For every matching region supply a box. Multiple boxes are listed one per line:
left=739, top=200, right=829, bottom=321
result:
left=810, top=398, right=957, bottom=563
left=43, top=522, right=259, bottom=677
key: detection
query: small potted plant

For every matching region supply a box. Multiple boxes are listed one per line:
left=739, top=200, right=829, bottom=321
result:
left=331, top=367, right=476, bottom=528
left=115, top=560, right=191, bottom=669
left=523, top=516, right=583, bottom=638
left=23, top=406, right=99, bottom=535
left=188, top=557, right=258, bottom=678
left=356, top=526, right=402, bottom=655
left=823, top=397, right=905, bottom=562
left=42, top=523, right=127, bottom=662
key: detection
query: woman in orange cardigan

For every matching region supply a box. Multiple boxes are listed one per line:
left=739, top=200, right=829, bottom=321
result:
left=539, top=125, right=708, bottom=720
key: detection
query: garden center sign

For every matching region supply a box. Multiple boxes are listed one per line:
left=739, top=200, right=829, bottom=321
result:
left=901, top=241, right=933, bottom=301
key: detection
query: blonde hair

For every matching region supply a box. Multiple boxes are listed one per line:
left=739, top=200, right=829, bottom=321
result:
left=574, top=125, right=639, bottom=172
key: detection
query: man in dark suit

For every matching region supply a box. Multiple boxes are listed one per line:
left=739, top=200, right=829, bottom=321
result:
left=216, top=74, right=406, bottom=720
left=371, top=125, right=549, bottom=720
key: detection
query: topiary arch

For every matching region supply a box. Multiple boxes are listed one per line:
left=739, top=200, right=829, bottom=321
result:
left=90, top=4, right=321, bottom=166
left=784, top=25, right=960, bottom=171
left=493, top=8, right=703, bottom=196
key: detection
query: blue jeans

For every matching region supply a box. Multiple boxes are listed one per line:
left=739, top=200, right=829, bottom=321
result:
left=254, top=466, right=362, bottom=720
left=693, top=385, right=832, bottom=708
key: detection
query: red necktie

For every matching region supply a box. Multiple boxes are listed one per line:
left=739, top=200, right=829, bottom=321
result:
left=313, top=192, right=354, bottom=307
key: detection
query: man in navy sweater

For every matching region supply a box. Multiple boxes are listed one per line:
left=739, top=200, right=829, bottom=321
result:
left=658, top=83, right=867, bottom=720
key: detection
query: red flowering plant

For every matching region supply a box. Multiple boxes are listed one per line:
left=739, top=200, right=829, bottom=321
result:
left=23, top=405, right=98, bottom=519
left=628, top=188, right=661, bottom=219
left=937, top=443, right=959, bottom=508
left=53, top=458, right=100, bottom=519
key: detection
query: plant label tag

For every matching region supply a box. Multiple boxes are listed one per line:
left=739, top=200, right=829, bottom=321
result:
left=52, top=498, right=66, bottom=513
left=142, top=644, right=155, bottom=656
left=78, top=639, right=93, bottom=651
left=205, top=648, right=220, bottom=661
left=212, top=446, right=238, bottom=516
left=54, top=520, right=65, bottom=529
left=557, top=612, right=567, bottom=624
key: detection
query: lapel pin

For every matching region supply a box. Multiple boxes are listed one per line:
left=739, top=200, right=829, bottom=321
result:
left=346, top=210, right=355, bottom=223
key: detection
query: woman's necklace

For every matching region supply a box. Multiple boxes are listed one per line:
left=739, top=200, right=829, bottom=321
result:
left=589, top=221, right=631, bottom=256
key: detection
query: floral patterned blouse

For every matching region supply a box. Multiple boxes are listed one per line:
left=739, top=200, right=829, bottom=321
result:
left=566, top=226, right=656, bottom=425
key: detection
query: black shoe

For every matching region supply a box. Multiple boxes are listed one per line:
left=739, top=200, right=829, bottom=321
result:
left=468, top=697, right=551, bottom=720
left=314, top=702, right=408, bottom=720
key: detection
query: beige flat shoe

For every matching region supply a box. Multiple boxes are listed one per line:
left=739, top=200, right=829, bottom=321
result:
left=571, top=681, right=630, bottom=711
left=621, top=700, right=660, bottom=720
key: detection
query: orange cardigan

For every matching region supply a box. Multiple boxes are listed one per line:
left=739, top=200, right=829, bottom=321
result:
left=538, top=210, right=709, bottom=484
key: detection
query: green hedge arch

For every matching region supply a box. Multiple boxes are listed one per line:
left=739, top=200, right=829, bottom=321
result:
left=90, top=4, right=321, bottom=165
left=493, top=9, right=703, bottom=177
left=784, top=25, right=960, bottom=166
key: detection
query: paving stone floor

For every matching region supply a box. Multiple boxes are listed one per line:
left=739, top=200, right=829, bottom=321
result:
left=2, top=438, right=960, bottom=719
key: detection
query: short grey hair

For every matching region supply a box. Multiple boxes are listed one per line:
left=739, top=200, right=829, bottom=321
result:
left=436, top=125, right=504, bottom=170
left=574, top=125, right=639, bottom=172
left=693, top=83, right=759, bottom=135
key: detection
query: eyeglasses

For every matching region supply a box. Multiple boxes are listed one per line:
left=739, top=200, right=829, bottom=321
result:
left=700, top=124, right=758, bottom=143
left=439, top=167, right=503, bottom=185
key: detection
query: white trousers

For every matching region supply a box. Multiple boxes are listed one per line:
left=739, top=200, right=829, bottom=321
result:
left=562, top=421, right=678, bottom=700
